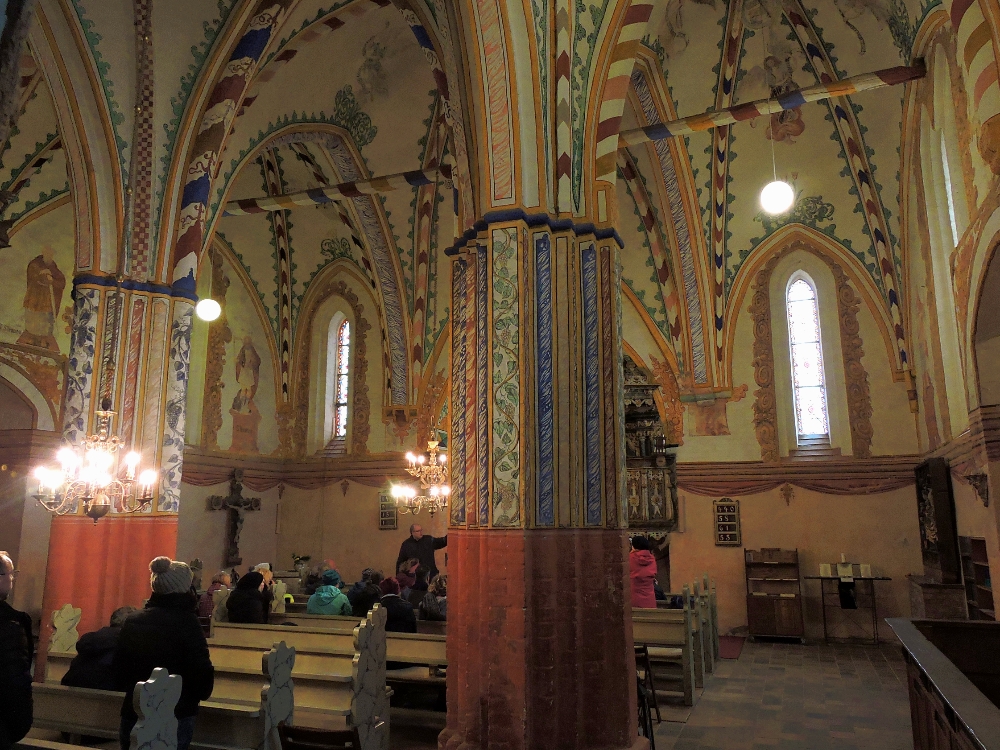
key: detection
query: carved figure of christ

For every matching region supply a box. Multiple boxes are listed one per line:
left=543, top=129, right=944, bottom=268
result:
left=206, top=469, right=261, bottom=567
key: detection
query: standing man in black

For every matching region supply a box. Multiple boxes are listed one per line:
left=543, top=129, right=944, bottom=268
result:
left=0, top=550, right=32, bottom=750
left=396, top=524, right=447, bottom=581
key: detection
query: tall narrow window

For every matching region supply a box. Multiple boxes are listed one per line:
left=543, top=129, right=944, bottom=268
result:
left=334, top=320, right=351, bottom=438
left=940, top=131, right=960, bottom=247
left=786, top=276, right=830, bottom=441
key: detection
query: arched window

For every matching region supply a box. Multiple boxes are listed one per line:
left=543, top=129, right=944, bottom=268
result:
left=786, top=275, right=830, bottom=442
left=333, top=319, right=351, bottom=439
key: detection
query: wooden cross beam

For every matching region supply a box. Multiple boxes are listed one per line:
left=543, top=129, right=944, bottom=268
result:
left=222, top=165, right=453, bottom=216
left=617, top=61, right=925, bottom=149
left=206, top=469, right=262, bottom=568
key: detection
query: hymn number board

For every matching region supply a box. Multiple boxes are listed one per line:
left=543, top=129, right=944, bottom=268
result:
left=714, top=498, right=741, bottom=546
left=379, top=493, right=397, bottom=530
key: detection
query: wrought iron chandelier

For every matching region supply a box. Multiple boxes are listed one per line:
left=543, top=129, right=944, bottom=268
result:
left=33, top=400, right=157, bottom=523
left=391, top=439, right=450, bottom=516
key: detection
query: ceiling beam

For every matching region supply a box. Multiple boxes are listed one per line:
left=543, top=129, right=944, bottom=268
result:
left=618, top=61, right=926, bottom=149
left=222, top=165, right=452, bottom=216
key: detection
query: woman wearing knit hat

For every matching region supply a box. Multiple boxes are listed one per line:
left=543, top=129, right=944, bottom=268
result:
left=111, top=557, right=214, bottom=750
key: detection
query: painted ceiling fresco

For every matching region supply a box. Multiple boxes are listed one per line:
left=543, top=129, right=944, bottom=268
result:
left=15, top=0, right=944, bottom=418
left=617, top=0, right=934, bottom=388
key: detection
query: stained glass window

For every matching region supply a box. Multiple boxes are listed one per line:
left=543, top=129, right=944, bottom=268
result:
left=334, top=319, right=350, bottom=439
left=786, top=277, right=830, bottom=440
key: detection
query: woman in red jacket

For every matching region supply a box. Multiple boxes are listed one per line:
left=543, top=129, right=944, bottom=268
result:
left=630, top=535, right=658, bottom=609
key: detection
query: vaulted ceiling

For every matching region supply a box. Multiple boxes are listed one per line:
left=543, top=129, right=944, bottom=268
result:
left=15, top=0, right=933, bottom=407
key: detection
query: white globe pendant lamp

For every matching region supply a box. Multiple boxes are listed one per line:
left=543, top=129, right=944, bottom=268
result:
left=195, top=298, right=221, bottom=321
left=760, top=179, right=794, bottom=215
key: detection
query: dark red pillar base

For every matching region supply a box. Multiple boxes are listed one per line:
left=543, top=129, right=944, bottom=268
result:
left=36, top=514, right=177, bottom=679
left=440, top=528, right=644, bottom=750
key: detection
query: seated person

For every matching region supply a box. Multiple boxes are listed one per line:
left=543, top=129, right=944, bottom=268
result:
left=226, top=571, right=269, bottom=623
left=346, top=568, right=382, bottom=607
left=306, top=570, right=352, bottom=616
left=61, top=606, right=138, bottom=691
left=396, top=558, right=419, bottom=598
left=379, top=578, right=416, bottom=633
left=405, top=565, right=430, bottom=607
left=351, top=583, right=383, bottom=618
left=418, top=575, right=447, bottom=622
left=198, top=571, right=231, bottom=618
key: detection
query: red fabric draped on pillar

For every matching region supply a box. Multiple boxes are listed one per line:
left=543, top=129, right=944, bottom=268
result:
left=35, top=514, right=177, bottom=680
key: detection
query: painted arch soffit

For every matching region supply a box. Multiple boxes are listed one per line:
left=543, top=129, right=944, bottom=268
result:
left=206, top=124, right=409, bottom=406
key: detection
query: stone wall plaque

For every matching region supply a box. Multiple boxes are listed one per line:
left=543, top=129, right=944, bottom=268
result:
left=714, top=498, right=741, bottom=546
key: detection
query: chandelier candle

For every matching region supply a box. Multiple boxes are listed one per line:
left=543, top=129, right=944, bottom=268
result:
left=392, top=439, right=451, bottom=516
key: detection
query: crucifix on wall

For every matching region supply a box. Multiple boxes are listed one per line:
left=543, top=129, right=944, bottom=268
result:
left=206, top=469, right=261, bottom=567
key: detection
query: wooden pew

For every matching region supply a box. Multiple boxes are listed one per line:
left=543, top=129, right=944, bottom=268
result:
left=260, top=614, right=448, bottom=669
left=692, top=581, right=715, bottom=676
left=270, top=609, right=447, bottom=635
left=701, top=574, right=720, bottom=663
left=33, top=642, right=295, bottom=750
left=209, top=609, right=391, bottom=747
left=632, top=598, right=696, bottom=706
left=223, top=614, right=447, bottom=727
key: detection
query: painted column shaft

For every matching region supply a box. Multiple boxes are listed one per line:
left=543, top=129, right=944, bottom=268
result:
left=441, top=218, right=640, bottom=750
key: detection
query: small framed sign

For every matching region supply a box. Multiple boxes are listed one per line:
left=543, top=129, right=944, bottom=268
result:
left=714, top=498, right=741, bottom=546
left=379, top=493, right=397, bottom=530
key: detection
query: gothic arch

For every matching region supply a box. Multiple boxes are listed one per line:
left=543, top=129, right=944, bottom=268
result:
left=741, top=237, right=875, bottom=460
left=727, top=225, right=901, bottom=381
left=292, top=260, right=374, bottom=458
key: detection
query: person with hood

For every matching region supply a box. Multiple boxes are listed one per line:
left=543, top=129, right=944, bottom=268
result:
left=62, top=606, right=138, bottom=691
left=198, top=571, right=231, bottom=619
left=378, top=578, right=417, bottom=633
left=630, top=535, right=657, bottom=609
left=306, top=570, right=352, bottom=616
left=0, top=550, right=32, bottom=750
left=112, top=557, right=214, bottom=750
left=225, top=571, right=269, bottom=624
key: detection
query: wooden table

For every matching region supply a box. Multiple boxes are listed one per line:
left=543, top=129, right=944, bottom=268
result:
left=804, top=575, right=891, bottom=644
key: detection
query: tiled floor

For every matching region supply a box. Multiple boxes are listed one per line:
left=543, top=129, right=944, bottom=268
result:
left=393, top=639, right=914, bottom=749
left=653, top=639, right=913, bottom=750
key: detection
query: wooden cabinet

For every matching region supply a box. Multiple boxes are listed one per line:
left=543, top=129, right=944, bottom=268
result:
left=745, top=548, right=804, bottom=640
left=960, top=536, right=994, bottom=621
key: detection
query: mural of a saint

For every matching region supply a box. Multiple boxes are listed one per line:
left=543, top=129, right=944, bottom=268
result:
left=17, top=246, right=65, bottom=351
left=229, top=335, right=262, bottom=453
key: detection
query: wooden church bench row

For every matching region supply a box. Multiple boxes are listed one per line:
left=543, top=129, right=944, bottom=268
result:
left=39, top=607, right=391, bottom=750
left=34, top=642, right=294, bottom=750
left=214, top=620, right=445, bottom=727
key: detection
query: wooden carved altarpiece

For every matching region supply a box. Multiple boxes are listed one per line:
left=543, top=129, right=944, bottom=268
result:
left=624, top=356, right=678, bottom=531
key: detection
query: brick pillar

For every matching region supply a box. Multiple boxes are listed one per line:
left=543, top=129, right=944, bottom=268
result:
left=36, top=276, right=192, bottom=662
left=440, top=219, right=643, bottom=750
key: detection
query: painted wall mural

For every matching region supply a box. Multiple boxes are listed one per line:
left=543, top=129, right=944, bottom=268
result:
left=198, top=249, right=280, bottom=456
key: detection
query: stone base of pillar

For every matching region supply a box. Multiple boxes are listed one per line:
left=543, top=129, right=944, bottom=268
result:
left=36, top=514, right=177, bottom=680
left=440, top=528, right=641, bottom=750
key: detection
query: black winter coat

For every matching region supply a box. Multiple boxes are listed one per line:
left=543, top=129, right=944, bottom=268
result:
left=395, top=534, right=447, bottom=579
left=226, top=587, right=269, bottom=624
left=61, top=625, right=121, bottom=691
left=112, top=592, right=214, bottom=721
left=379, top=594, right=417, bottom=633
left=0, top=600, right=33, bottom=750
